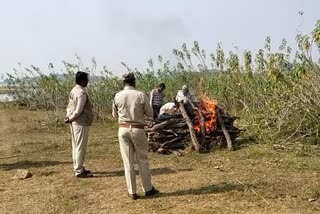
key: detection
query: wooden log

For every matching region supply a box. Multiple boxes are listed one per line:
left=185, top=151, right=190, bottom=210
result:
left=146, top=118, right=182, bottom=132
left=159, top=131, right=189, bottom=137
left=196, top=109, right=206, bottom=143
left=161, top=138, right=185, bottom=148
left=216, top=108, right=234, bottom=150
left=146, top=125, right=188, bottom=133
left=170, top=130, right=192, bottom=135
left=153, top=137, right=185, bottom=142
left=152, top=135, right=182, bottom=142
left=166, top=122, right=187, bottom=129
left=179, top=103, right=200, bottom=152
left=163, top=144, right=186, bottom=150
left=159, top=129, right=178, bottom=136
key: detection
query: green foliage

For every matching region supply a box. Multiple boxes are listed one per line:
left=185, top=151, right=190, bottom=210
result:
left=255, top=49, right=265, bottom=72
left=5, top=19, right=320, bottom=145
left=215, top=43, right=225, bottom=70
left=312, top=20, right=320, bottom=48
left=226, top=51, right=240, bottom=72
left=244, top=51, right=252, bottom=74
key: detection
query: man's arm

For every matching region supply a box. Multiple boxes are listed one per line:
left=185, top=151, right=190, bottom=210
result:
left=68, top=93, right=87, bottom=122
left=143, top=94, right=153, bottom=118
left=188, top=99, right=196, bottom=109
left=190, top=94, right=197, bottom=103
left=176, top=91, right=183, bottom=103
left=149, top=90, right=154, bottom=106
left=112, top=96, right=118, bottom=118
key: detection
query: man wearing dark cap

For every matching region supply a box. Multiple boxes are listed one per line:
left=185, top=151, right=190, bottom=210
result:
left=149, top=83, right=166, bottom=119
left=112, top=72, right=159, bottom=200
left=65, top=71, right=94, bottom=178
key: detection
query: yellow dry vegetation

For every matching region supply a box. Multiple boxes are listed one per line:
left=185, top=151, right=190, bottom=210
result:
left=0, top=104, right=319, bottom=214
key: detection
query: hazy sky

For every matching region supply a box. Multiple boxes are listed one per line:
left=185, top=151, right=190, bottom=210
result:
left=0, top=0, right=319, bottom=80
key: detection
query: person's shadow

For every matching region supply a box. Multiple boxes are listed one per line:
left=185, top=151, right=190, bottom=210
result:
left=93, top=167, right=193, bottom=177
left=93, top=168, right=248, bottom=198
left=142, top=182, right=249, bottom=199
left=0, top=160, right=72, bottom=171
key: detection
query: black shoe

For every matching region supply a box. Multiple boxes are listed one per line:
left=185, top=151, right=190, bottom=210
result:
left=128, top=193, right=139, bottom=200
left=145, top=186, right=159, bottom=196
left=83, top=168, right=92, bottom=174
left=75, top=171, right=93, bottom=178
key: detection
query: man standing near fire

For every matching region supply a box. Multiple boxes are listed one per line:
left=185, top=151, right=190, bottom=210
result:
left=149, top=83, right=166, bottom=119
left=112, top=72, right=159, bottom=200
left=176, top=85, right=197, bottom=116
left=158, top=99, right=179, bottom=119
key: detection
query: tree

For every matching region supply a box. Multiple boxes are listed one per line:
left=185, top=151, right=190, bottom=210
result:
left=244, top=51, right=252, bottom=74
left=216, top=43, right=225, bottom=71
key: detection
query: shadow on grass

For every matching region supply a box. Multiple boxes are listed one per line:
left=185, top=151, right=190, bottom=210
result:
left=146, top=183, right=246, bottom=199
left=0, top=160, right=72, bottom=171
left=93, top=167, right=193, bottom=178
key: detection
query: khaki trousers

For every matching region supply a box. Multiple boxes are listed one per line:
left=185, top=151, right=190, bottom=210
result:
left=70, top=123, right=90, bottom=175
left=118, top=127, right=153, bottom=194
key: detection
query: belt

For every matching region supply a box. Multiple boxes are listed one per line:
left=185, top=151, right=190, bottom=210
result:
left=119, top=124, right=145, bottom=129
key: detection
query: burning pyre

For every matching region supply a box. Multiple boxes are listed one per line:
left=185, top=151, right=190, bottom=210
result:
left=146, top=97, right=241, bottom=154
left=194, top=96, right=218, bottom=133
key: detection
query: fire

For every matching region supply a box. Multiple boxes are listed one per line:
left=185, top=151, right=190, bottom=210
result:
left=194, top=96, right=217, bottom=134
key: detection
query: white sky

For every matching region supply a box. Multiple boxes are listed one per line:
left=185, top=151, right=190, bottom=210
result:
left=0, top=0, right=319, bottom=80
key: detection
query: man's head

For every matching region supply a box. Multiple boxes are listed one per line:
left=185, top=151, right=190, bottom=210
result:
left=122, top=72, right=136, bottom=87
left=76, top=71, right=89, bottom=87
left=158, top=83, right=166, bottom=92
left=182, top=85, right=189, bottom=94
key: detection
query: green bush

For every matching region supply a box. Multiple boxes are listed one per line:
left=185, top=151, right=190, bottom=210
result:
left=5, top=20, right=320, bottom=145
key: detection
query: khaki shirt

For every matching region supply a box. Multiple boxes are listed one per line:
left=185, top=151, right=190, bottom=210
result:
left=112, top=86, right=153, bottom=125
left=66, top=85, right=94, bottom=126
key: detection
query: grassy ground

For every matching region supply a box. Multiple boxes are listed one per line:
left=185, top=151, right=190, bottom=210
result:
left=0, top=104, right=320, bottom=214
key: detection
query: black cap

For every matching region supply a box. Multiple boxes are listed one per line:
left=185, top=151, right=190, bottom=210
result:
left=122, top=72, right=135, bottom=81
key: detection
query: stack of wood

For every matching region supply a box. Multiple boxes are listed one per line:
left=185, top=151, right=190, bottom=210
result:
left=146, top=104, right=241, bottom=154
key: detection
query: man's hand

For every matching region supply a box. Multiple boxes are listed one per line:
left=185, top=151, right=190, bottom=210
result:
left=64, top=117, right=70, bottom=123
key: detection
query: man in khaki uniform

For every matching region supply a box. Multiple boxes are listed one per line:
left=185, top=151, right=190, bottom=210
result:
left=65, top=71, right=94, bottom=178
left=112, top=72, right=159, bottom=200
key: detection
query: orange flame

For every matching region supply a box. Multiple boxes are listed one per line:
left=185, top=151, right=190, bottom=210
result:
left=194, top=96, right=217, bottom=134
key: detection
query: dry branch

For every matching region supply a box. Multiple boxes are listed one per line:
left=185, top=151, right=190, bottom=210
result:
left=179, top=104, right=200, bottom=152
left=216, top=108, right=234, bottom=150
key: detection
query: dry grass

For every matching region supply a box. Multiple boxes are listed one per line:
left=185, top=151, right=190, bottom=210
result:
left=0, top=104, right=320, bottom=214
